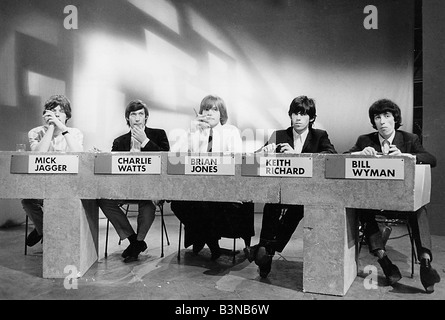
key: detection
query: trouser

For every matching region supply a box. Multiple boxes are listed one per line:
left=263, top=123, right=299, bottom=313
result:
left=359, top=206, right=433, bottom=261
left=98, top=199, right=156, bottom=241
left=21, top=199, right=44, bottom=235
left=259, top=203, right=304, bottom=253
left=171, top=201, right=220, bottom=248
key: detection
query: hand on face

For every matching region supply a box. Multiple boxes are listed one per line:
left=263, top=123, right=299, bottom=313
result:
left=43, top=110, right=66, bottom=130
left=131, top=125, right=147, bottom=143
left=191, top=114, right=211, bottom=132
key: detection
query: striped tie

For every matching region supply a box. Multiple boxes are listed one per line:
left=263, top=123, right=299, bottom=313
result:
left=207, top=128, right=213, bottom=152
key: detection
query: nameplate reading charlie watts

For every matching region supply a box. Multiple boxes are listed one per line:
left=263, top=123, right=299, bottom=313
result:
left=110, top=155, right=161, bottom=174
left=29, top=155, right=79, bottom=173
left=345, top=158, right=404, bottom=180
left=259, top=156, right=313, bottom=177
left=184, top=155, right=235, bottom=175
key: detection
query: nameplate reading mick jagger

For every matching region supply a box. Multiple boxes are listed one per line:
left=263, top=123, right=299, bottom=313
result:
left=28, top=155, right=79, bottom=173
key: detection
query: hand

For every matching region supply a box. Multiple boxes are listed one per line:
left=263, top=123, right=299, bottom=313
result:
left=131, top=125, right=147, bottom=143
left=191, top=115, right=211, bottom=132
left=261, top=143, right=276, bottom=153
left=277, top=143, right=296, bottom=154
left=388, top=145, right=402, bottom=156
left=43, top=110, right=66, bottom=131
left=88, top=146, right=102, bottom=153
left=360, top=146, right=378, bottom=156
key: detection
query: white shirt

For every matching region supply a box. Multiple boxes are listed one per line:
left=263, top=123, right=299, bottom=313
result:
left=292, top=128, right=309, bottom=154
left=28, top=126, right=84, bottom=152
left=171, top=122, right=242, bottom=153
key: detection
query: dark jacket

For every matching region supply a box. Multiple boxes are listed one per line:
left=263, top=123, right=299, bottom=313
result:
left=262, top=126, right=337, bottom=153
left=346, top=130, right=436, bottom=167
left=111, top=127, right=170, bottom=152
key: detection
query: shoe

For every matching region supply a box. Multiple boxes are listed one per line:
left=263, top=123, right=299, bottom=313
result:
left=123, top=240, right=147, bottom=263
left=244, top=244, right=259, bottom=263
left=420, top=258, right=441, bottom=294
left=121, top=242, right=134, bottom=258
left=255, top=246, right=273, bottom=278
left=378, top=256, right=402, bottom=285
left=207, top=240, right=221, bottom=261
left=26, top=229, right=43, bottom=247
left=192, top=241, right=205, bottom=255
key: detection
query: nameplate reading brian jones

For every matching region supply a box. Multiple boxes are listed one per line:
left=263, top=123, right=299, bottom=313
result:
left=184, top=155, right=235, bottom=175
left=29, top=155, right=79, bottom=174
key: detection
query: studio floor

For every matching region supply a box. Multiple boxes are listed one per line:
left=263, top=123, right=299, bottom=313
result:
left=1, top=207, right=444, bottom=301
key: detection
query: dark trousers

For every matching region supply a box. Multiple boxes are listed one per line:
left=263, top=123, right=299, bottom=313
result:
left=359, top=205, right=433, bottom=260
left=171, top=201, right=254, bottom=248
left=259, top=203, right=304, bottom=253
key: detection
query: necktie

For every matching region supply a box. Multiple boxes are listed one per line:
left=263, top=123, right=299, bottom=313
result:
left=207, top=128, right=213, bottom=152
left=382, top=139, right=390, bottom=155
left=294, top=134, right=303, bottom=154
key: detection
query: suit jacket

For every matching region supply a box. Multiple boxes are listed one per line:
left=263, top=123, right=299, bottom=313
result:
left=261, top=127, right=337, bottom=154
left=111, top=127, right=170, bottom=152
left=346, top=130, right=436, bottom=167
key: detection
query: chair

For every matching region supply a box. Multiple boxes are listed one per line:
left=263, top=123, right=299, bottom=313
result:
left=358, top=214, right=417, bottom=278
left=104, top=201, right=170, bottom=258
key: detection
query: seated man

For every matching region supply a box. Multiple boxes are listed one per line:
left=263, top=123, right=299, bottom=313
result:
left=98, top=100, right=170, bottom=263
left=22, top=95, right=84, bottom=247
left=346, top=98, right=440, bottom=293
left=246, top=95, right=337, bottom=278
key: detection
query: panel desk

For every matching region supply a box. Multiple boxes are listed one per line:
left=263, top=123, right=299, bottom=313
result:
left=0, top=151, right=430, bottom=296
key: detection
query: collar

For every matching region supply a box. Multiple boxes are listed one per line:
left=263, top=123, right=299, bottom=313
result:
left=378, top=130, right=395, bottom=145
left=293, top=127, right=309, bottom=142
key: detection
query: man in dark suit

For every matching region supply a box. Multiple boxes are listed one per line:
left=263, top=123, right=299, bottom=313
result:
left=247, top=95, right=337, bottom=278
left=347, top=98, right=440, bottom=293
left=98, top=100, right=170, bottom=263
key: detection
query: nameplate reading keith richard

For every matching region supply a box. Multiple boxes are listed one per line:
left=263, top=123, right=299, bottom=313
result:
left=259, top=156, right=313, bottom=177
left=10, top=155, right=79, bottom=174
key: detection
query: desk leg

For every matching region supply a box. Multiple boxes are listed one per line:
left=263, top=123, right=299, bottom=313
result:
left=303, top=205, right=357, bottom=296
left=42, top=199, right=99, bottom=278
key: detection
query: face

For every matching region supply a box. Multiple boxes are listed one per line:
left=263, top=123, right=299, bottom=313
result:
left=127, top=108, right=147, bottom=128
left=45, top=105, right=67, bottom=124
left=291, top=112, right=310, bottom=134
left=374, top=112, right=395, bottom=139
left=201, top=105, right=220, bottom=128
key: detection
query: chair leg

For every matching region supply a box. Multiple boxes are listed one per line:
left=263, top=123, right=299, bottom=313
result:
left=160, top=205, right=164, bottom=258
left=24, top=215, right=28, bottom=255
left=177, top=222, right=182, bottom=261
left=232, top=238, right=236, bottom=264
left=406, top=222, right=416, bottom=278
left=105, top=219, right=109, bottom=258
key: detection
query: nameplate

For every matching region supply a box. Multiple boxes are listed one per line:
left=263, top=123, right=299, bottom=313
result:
left=167, top=153, right=235, bottom=176
left=94, top=154, right=161, bottom=174
left=10, top=155, right=79, bottom=174
left=325, top=156, right=404, bottom=180
left=242, top=155, right=313, bottom=177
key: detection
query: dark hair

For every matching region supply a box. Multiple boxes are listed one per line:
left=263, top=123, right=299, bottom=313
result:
left=43, top=95, right=72, bottom=121
left=125, top=99, right=149, bottom=126
left=288, top=95, right=317, bottom=127
left=199, top=95, right=228, bottom=125
left=368, top=99, right=402, bottom=130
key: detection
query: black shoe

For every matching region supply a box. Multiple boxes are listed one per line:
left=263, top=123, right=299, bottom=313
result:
left=121, top=242, right=134, bottom=258
left=420, top=258, right=441, bottom=294
left=244, top=244, right=259, bottom=263
left=255, top=246, right=273, bottom=278
left=26, top=229, right=43, bottom=247
left=123, top=241, right=147, bottom=263
left=378, top=256, right=402, bottom=285
left=207, top=240, right=221, bottom=261
left=192, top=241, right=205, bottom=255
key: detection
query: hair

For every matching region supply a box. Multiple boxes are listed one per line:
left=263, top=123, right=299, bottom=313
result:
left=288, top=95, right=317, bottom=127
left=199, top=95, right=228, bottom=125
left=125, top=99, right=149, bottom=126
left=368, top=99, right=402, bottom=130
left=43, top=95, right=72, bottom=121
